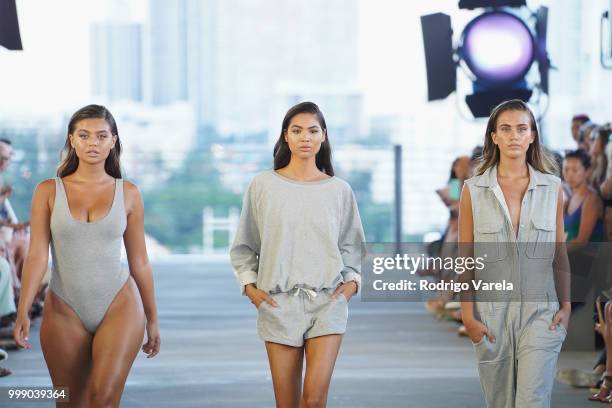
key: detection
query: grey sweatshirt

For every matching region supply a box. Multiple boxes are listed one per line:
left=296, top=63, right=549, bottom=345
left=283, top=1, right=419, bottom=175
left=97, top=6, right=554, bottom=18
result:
left=230, top=170, right=365, bottom=295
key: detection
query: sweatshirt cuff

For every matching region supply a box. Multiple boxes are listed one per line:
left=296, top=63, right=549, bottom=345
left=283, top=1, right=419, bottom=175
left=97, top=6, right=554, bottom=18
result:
left=239, top=270, right=258, bottom=296
left=341, top=270, right=361, bottom=295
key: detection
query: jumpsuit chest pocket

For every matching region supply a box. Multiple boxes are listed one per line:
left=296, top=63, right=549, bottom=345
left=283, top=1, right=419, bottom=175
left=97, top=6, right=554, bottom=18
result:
left=525, top=219, right=556, bottom=259
left=475, top=222, right=508, bottom=263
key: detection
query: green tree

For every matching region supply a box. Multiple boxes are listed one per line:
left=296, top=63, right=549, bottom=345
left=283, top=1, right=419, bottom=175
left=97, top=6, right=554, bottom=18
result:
left=142, top=148, right=241, bottom=252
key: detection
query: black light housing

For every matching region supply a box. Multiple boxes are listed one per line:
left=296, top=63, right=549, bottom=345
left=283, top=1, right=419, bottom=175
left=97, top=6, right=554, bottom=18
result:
left=0, top=0, right=23, bottom=50
left=421, top=1, right=550, bottom=118
left=458, top=0, right=526, bottom=10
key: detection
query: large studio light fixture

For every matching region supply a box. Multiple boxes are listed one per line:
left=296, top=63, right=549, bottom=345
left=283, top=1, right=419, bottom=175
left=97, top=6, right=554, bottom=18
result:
left=461, top=12, right=534, bottom=84
left=421, top=1, right=549, bottom=118
left=0, top=0, right=23, bottom=50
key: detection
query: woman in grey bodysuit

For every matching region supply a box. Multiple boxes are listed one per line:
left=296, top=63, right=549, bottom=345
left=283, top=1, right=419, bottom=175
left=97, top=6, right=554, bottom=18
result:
left=13, top=105, right=160, bottom=407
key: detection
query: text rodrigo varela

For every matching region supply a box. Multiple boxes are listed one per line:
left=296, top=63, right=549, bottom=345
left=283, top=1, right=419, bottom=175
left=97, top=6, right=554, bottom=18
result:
left=370, top=254, right=514, bottom=293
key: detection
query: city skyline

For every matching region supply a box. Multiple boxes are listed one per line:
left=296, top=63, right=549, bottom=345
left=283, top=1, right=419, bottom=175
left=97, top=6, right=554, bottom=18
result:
left=4, top=1, right=608, bottom=122
left=0, top=0, right=610, bottom=238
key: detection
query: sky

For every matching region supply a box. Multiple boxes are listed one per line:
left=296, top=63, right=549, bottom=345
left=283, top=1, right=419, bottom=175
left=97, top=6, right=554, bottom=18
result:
left=0, top=0, right=609, bottom=130
left=0, top=0, right=467, bottom=117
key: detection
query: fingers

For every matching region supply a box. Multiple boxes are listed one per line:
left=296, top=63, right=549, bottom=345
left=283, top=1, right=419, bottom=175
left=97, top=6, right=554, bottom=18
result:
left=13, top=324, right=31, bottom=349
left=484, top=326, right=495, bottom=343
left=148, top=337, right=161, bottom=358
left=265, top=295, right=278, bottom=307
left=550, top=312, right=561, bottom=330
left=21, top=324, right=30, bottom=349
left=142, top=336, right=161, bottom=358
left=330, top=286, right=342, bottom=299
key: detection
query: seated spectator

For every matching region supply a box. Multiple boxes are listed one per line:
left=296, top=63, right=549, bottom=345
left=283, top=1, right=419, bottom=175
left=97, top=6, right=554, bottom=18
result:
left=0, top=255, right=14, bottom=377
left=424, top=156, right=470, bottom=319
left=589, top=299, right=612, bottom=402
left=589, top=125, right=610, bottom=191
left=571, top=114, right=591, bottom=149
left=578, top=121, right=598, bottom=153
left=600, top=125, right=612, bottom=242
left=0, top=139, right=30, bottom=284
left=0, top=139, right=43, bottom=320
left=469, top=145, right=483, bottom=178
left=563, top=149, right=605, bottom=243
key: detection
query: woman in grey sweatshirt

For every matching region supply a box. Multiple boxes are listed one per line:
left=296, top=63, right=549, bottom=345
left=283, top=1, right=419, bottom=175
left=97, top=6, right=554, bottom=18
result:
left=230, top=101, right=365, bottom=408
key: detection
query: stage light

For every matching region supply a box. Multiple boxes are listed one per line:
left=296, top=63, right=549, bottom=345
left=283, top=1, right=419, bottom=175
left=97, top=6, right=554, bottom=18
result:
left=0, top=0, right=23, bottom=50
left=460, top=12, right=534, bottom=85
left=459, top=0, right=525, bottom=9
left=421, top=3, right=550, bottom=118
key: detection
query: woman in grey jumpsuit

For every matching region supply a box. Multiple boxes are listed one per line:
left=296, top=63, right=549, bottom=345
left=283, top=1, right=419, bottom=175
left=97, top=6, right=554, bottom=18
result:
left=459, top=99, right=571, bottom=408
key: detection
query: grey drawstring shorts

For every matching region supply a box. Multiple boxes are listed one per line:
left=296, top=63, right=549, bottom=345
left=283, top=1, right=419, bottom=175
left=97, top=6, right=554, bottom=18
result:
left=256, top=285, right=349, bottom=347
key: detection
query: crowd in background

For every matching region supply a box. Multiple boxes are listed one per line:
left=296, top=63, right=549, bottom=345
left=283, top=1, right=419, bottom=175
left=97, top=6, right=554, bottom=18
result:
left=0, top=139, right=43, bottom=377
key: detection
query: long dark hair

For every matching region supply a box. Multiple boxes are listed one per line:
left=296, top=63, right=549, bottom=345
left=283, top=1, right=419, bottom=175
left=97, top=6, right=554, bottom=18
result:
left=57, top=104, right=122, bottom=178
left=273, top=101, right=334, bottom=176
left=476, top=99, right=558, bottom=176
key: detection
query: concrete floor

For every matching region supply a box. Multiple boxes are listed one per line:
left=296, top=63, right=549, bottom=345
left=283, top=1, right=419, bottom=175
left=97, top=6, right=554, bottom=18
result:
left=0, top=260, right=597, bottom=407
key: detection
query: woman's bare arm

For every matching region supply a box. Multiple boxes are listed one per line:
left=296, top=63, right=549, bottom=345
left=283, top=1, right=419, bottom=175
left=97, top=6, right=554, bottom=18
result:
left=16, top=180, right=53, bottom=317
left=458, top=184, right=476, bottom=322
left=123, top=181, right=160, bottom=357
left=13, top=180, right=54, bottom=348
left=123, top=181, right=157, bottom=324
left=553, top=186, right=571, bottom=328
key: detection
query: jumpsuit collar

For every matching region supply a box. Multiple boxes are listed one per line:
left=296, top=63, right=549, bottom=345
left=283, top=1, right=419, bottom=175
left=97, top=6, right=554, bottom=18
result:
left=475, top=163, right=551, bottom=191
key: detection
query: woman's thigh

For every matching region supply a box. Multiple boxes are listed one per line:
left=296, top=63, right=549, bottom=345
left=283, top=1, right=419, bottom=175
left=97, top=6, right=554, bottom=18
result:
left=40, top=290, right=93, bottom=406
left=88, top=277, right=145, bottom=403
left=265, top=341, right=304, bottom=408
left=303, top=334, right=343, bottom=399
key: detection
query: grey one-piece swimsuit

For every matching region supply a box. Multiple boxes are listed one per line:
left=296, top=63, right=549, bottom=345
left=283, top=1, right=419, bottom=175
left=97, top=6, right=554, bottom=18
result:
left=49, top=177, right=128, bottom=333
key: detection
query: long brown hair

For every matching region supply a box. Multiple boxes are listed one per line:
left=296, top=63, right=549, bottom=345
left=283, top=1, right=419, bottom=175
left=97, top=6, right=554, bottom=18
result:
left=475, top=99, right=558, bottom=176
left=273, top=101, right=334, bottom=176
left=57, top=104, right=122, bottom=178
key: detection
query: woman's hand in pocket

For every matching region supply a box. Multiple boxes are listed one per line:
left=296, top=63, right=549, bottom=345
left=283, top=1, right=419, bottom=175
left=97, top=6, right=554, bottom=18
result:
left=464, top=317, right=495, bottom=344
left=332, top=281, right=358, bottom=302
left=245, top=284, right=278, bottom=309
left=550, top=304, right=571, bottom=331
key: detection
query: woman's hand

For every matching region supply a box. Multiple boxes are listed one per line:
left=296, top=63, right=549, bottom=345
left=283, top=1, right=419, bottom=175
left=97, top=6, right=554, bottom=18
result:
left=142, top=320, right=160, bottom=358
left=13, top=313, right=31, bottom=349
left=245, top=284, right=278, bottom=309
left=551, top=305, right=571, bottom=331
left=464, top=317, right=495, bottom=344
left=331, top=280, right=358, bottom=302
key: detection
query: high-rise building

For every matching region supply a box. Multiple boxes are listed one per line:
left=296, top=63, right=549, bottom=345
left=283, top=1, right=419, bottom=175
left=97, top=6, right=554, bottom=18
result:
left=90, top=22, right=143, bottom=102
left=146, top=0, right=189, bottom=105
left=145, top=0, right=361, bottom=139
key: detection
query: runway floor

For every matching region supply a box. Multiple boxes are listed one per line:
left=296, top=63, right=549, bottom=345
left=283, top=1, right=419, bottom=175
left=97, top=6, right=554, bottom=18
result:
left=0, top=260, right=596, bottom=407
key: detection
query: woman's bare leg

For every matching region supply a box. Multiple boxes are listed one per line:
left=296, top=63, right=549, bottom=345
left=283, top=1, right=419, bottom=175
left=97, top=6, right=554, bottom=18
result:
left=265, top=341, right=304, bottom=408
left=86, top=277, right=145, bottom=408
left=301, top=334, right=343, bottom=408
left=40, top=290, right=93, bottom=407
